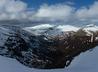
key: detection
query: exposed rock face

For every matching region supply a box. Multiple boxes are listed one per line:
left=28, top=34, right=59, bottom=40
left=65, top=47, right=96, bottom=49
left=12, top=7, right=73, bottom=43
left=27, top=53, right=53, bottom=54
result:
left=0, top=24, right=98, bottom=69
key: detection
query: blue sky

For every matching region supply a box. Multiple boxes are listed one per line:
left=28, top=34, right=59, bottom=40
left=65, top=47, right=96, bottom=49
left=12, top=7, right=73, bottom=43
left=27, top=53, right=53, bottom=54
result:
left=22, top=0, right=97, bottom=9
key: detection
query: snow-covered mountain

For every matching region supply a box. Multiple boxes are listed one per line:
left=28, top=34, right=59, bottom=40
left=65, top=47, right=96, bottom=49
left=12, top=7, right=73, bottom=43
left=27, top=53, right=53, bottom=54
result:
left=0, top=24, right=98, bottom=70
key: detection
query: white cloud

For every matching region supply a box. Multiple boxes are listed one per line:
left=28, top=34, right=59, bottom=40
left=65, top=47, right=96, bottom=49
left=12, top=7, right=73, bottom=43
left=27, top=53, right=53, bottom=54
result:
left=0, top=0, right=28, bottom=20
left=5, top=0, right=27, bottom=13
left=76, top=2, right=98, bottom=21
left=0, top=13, right=9, bottom=20
left=35, top=4, right=74, bottom=21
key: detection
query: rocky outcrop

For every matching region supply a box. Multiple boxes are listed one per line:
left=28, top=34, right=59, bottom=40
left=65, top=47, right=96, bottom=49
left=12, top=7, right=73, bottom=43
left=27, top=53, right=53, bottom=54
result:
left=0, top=24, right=98, bottom=69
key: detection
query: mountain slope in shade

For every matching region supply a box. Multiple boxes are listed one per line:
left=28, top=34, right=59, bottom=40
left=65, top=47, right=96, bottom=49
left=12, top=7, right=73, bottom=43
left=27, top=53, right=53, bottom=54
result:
left=0, top=24, right=98, bottom=69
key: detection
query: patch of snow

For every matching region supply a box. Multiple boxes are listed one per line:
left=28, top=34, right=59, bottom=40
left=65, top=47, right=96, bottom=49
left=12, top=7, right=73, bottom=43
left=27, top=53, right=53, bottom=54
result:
left=95, top=37, right=98, bottom=40
left=24, top=24, right=80, bottom=32
left=82, top=25, right=98, bottom=42
left=23, top=24, right=55, bottom=35
left=83, top=26, right=98, bottom=32
left=0, top=27, right=10, bottom=46
left=86, top=24, right=96, bottom=27
left=23, top=24, right=80, bottom=35
left=0, top=27, right=10, bottom=35
left=24, top=24, right=54, bottom=30
left=56, top=25, right=80, bottom=32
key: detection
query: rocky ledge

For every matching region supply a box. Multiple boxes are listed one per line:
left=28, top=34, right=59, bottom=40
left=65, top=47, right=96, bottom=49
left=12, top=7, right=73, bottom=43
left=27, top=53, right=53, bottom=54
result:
left=0, top=24, right=98, bottom=69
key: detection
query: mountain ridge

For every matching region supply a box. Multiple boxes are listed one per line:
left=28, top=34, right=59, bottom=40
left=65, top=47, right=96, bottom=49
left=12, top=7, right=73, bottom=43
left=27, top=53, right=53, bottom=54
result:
left=0, top=24, right=98, bottom=69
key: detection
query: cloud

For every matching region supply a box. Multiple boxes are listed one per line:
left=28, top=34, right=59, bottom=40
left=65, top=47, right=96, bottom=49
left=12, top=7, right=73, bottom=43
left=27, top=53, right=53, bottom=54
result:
left=76, top=2, right=98, bottom=18
left=0, top=0, right=28, bottom=20
left=0, top=0, right=98, bottom=25
left=34, top=1, right=98, bottom=23
left=5, top=0, right=27, bottom=13
left=35, top=4, right=74, bottom=20
left=75, top=2, right=98, bottom=23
